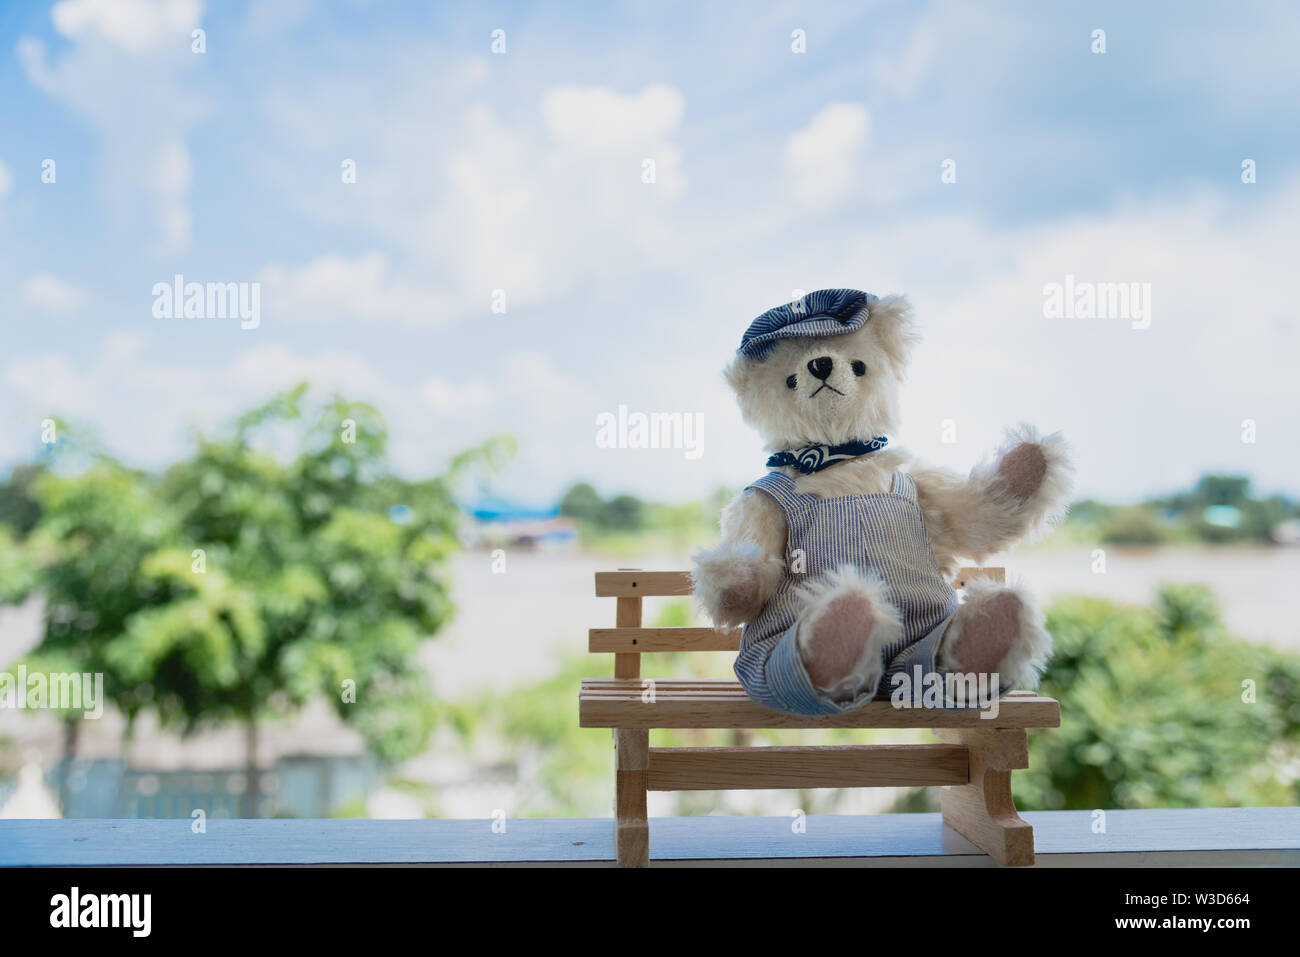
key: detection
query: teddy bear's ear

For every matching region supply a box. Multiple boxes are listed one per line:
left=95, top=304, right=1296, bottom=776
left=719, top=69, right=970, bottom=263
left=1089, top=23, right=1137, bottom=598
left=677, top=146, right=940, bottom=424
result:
left=865, top=294, right=920, bottom=376
left=723, top=355, right=753, bottom=396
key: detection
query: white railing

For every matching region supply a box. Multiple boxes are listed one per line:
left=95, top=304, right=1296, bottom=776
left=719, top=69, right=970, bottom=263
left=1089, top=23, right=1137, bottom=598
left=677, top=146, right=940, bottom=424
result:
left=1, top=808, right=1296, bottom=866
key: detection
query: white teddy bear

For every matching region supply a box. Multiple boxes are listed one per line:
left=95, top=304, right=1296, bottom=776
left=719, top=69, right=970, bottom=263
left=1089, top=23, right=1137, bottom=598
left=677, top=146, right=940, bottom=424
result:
left=692, top=289, right=1074, bottom=716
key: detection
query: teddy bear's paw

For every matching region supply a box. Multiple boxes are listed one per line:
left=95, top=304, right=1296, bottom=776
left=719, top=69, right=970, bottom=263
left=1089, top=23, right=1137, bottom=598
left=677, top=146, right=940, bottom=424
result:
left=690, top=541, right=784, bottom=630
left=937, top=579, right=1052, bottom=692
left=795, top=566, right=903, bottom=702
left=989, top=424, right=1076, bottom=532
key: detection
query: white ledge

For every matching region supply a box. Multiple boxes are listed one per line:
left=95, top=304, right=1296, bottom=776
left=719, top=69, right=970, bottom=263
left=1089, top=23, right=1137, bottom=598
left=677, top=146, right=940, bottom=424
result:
left=1, top=808, right=1296, bottom=867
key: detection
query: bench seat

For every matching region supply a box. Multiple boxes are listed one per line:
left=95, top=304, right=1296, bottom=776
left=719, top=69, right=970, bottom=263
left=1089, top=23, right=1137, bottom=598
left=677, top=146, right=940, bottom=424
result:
left=580, top=679, right=1060, bottom=730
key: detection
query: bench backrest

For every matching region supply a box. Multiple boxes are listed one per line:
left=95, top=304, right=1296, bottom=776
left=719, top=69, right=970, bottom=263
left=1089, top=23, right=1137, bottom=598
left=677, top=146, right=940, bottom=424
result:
left=592, top=567, right=1005, bottom=679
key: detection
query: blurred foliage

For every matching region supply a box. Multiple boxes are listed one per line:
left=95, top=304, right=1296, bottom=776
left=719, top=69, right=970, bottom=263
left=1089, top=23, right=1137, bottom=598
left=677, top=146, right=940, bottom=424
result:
left=1071, top=474, right=1300, bottom=546
left=558, top=482, right=644, bottom=532
left=898, top=584, right=1299, bottom=812
left=1018, top=584, right=1299, bottom=810
left=559, top=482, right=733, bottom=556
left=11, top=459, right=178, bottom=722
left=119, top=386, right=458, bottom=765
left=0, top=524, right=38, bottom=604
left=3, top=385, right=513, bottom=787
left=0, top=463, right=45, bottom=536
left=1095, top=506, right=1170, bottom=546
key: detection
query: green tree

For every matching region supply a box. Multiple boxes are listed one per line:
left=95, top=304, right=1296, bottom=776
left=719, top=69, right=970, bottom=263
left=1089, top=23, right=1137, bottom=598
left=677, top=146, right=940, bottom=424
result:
left=1097, top=506, right=1168, bottom=545
left=101, top=386, right=504, bottom=815
left=10, top=457, right=177, bottom=810
left=1192, top=475, right=1252, bottom=508
left=9, top=387, right=511, bottom=817
left=558, top=482, right=603, bottom=523
left=602, top=493, right=644, bottom=531
left=0, top=463, right=46, bottom=536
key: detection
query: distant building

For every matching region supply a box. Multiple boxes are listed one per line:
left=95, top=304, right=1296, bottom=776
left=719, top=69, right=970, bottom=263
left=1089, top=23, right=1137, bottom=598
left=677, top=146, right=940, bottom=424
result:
left=462, top=498, right=578, bottom=551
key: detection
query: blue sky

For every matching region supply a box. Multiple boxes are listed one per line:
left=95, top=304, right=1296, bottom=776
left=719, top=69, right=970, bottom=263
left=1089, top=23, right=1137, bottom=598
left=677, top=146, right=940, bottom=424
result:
left=1, top=0, right=1298, bottom=505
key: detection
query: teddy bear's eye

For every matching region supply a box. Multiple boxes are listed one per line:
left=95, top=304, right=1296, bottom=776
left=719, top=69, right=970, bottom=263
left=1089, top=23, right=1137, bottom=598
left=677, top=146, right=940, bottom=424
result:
left=851, top=360, right=867, bottom=377
left=785, top=374, right=798, bottom=389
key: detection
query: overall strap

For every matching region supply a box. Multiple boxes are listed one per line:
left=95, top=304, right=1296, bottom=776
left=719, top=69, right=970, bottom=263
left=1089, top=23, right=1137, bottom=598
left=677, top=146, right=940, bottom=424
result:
left=890, top=469, right=918, bottom=500
left=747, top=470, right=807, bottom=515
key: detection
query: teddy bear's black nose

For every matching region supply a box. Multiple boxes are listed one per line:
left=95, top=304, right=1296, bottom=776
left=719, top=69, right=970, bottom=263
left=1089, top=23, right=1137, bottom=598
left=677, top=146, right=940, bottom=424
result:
left=807, top=356, right=833, bottom=380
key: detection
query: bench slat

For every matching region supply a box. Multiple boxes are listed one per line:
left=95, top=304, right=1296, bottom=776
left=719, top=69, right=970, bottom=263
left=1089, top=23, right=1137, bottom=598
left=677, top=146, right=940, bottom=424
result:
left=595, top=571, right=693, bottom=597
left=589, top=628, right=741, bottom=653
left=954, top=567, right=1005, bottom=587
left=580, top=679, right=1060, bottom=730
left=594, top=566, right=1004, bottom=599
left=647, top=744, right=969, bottom=790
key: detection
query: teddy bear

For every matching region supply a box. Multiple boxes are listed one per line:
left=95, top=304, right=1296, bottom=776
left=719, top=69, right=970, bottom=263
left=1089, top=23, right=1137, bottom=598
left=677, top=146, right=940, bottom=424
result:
left=692, top=288, right=1074, bottom=716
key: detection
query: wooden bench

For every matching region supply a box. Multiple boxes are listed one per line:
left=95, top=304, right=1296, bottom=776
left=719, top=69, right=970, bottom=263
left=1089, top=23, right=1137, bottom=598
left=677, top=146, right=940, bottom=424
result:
left=579, top=566, right=1060, bottom=867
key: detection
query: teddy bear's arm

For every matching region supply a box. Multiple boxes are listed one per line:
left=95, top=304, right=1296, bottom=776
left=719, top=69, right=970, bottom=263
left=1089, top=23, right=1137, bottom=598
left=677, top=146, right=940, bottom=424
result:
left=911, top=425, right=1074, bottom=573
left=691, top=489, right=788, bottom=630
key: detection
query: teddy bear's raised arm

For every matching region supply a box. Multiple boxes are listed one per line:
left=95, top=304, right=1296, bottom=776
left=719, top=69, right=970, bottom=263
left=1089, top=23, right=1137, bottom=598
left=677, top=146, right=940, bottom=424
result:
left=690, top=488, right=788, bottom=630
left=910, top=424, right=1075, bottom=574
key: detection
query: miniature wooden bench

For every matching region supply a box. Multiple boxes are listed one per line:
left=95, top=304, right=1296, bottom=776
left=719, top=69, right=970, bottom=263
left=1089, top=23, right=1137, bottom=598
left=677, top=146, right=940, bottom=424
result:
left=579, top=566, right=1060, bottom=867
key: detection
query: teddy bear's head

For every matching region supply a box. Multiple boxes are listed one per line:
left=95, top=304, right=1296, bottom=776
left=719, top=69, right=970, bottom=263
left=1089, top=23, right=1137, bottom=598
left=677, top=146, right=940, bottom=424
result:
left=724, top=291, right=918, bottom=450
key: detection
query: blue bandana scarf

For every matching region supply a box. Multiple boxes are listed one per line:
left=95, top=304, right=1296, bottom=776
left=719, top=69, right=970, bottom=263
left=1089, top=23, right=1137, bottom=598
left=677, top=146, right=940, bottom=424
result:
left=766, top=437, right=889, bottom=475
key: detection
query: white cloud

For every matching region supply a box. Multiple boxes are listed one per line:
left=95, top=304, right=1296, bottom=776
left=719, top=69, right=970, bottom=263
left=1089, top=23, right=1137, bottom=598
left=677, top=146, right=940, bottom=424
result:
left=258, top=253, right=456, bottom=329
left=2, top=337, right=408, bottom=467
left=501, top=351, right=592, bottom=408
left=417, top=90, right=686, bottom=308
left=50, top=0, right=202, bottom=55
left=784, top=103, right=871, bottom=207
left=254, top=72, right=691, bottom=327
left=0, top=158, right=11, bottom=200
left=421, top=378, right=492, bottom=416
left=889, top=182, right=1300, bottom=499
left=541, top=83, right=686, bottom=197
left=230, top=343, right=391, bottom=397
left=542, top=83, right=684, bottom=152
left=419, top=350, right=590, bottom=418
left=23, top=274, right=87, bottom=311
left=18, top=1, right=204, bottom=254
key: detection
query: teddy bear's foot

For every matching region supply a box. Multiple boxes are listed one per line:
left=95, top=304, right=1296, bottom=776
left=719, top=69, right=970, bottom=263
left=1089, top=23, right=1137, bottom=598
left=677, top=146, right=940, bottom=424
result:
left=795, top=566, right=903, bottom=702
left=937, top=579, right=1051, bottom=692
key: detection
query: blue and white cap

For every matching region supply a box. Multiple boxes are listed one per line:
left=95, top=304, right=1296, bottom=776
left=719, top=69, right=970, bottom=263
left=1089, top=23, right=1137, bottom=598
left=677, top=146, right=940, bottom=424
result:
left=738, top=288, right=875, bottom=360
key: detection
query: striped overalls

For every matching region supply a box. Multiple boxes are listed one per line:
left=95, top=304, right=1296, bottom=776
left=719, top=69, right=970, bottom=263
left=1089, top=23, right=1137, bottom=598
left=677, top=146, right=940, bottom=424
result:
left=734, top=469, right=958, bottom=716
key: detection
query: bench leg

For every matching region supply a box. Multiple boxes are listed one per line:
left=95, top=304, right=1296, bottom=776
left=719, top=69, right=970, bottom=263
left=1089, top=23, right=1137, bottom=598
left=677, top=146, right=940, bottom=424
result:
left=937, top=728, right=1035, bottom=866
left=614, top=728, right=649, bottom=867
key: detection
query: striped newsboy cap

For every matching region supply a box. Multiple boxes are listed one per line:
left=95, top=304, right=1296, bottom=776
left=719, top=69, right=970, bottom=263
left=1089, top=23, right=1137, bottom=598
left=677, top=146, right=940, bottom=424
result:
left=738, top=288, right=875, bottom=360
